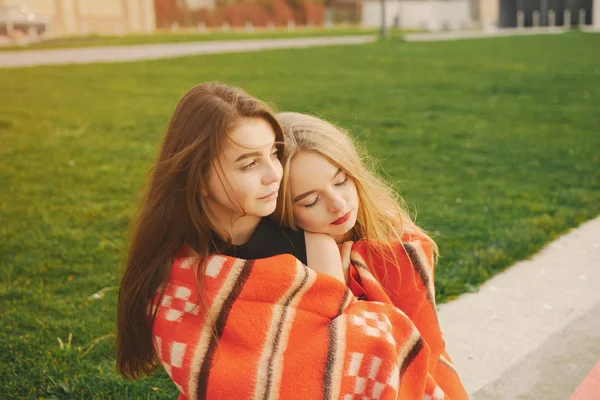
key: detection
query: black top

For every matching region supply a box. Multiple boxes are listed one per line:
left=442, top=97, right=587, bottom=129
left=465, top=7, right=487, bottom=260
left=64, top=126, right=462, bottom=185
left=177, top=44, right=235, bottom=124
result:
left=211, top=218, right=307, bottom=265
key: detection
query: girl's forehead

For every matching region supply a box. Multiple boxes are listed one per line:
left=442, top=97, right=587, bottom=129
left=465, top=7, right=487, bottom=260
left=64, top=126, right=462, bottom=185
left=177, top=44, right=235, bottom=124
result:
left=291, top=151, right=338, bottom=171
left=289, top=152, right=342, bottom=192
left=221, top=118, right=276, bottom=157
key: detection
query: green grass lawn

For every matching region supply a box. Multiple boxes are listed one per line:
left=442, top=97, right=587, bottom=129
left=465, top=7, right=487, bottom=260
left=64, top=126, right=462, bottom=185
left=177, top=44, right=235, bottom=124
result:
left=1, top=32, right=599, bottom=398
left=1, top=26, right=379, bottom=52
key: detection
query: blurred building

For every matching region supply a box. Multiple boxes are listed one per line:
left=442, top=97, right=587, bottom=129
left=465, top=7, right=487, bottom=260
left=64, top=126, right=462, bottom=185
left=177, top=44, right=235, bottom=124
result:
left=3, top=0, right=595, bottom=37
left=362, top=0, right=473, bottom=30
left=0, top=0, right=156, bottom=36
left=362, top=0, right=597, bottom=30
left=482, top=0, right=595, bottom=28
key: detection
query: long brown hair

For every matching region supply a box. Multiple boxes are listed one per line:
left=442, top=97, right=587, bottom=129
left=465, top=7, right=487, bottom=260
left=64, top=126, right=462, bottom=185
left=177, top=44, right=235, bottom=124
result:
left=275, top=112, right=437, bottom=285
left=116, top=83, right=284, bottom=379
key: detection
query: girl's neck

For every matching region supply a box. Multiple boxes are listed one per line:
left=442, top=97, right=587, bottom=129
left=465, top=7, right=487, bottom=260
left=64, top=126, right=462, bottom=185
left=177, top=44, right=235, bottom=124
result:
left=220, top=214, right=262, bottom=245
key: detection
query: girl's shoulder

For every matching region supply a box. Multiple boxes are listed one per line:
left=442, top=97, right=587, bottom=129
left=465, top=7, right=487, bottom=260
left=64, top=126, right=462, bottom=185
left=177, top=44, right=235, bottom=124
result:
left=352, top=230, right=436, bottom=272
left=399, top=231, right=436, bottom=266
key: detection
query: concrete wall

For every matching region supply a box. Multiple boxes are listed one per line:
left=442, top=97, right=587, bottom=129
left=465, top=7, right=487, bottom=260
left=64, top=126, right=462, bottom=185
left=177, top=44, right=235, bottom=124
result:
left=362, top=0, right=473, bottom=31
left=0, top=0, right=156, bottom=36
left=478, top=0, right=499, bottom=29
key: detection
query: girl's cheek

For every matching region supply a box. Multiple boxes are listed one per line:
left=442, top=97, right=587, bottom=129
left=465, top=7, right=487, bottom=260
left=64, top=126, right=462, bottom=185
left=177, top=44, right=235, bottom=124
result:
left=297, top=211, right=312, bottom=228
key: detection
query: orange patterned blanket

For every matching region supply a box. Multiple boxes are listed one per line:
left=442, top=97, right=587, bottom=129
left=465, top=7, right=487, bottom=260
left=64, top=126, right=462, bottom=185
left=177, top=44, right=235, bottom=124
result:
left=152, top=239, right=467, bottom=399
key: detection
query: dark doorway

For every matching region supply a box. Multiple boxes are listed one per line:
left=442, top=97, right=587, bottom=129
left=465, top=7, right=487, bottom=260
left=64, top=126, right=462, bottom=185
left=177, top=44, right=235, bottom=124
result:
left=499, top=0, right=593, bottom=27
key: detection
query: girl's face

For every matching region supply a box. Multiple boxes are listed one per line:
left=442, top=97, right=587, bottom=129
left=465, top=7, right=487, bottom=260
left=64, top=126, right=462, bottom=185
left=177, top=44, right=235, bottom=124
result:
left=289, top=151, right=359, bottom=243
left=206, top=117, right=282, bottom=223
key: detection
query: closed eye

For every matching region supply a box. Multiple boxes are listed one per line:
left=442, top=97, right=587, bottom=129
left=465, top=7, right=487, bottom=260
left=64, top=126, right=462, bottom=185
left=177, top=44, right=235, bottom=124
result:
left=303, top=196, right=319, bottom=208
left=334, top=176, right=348, bottom=187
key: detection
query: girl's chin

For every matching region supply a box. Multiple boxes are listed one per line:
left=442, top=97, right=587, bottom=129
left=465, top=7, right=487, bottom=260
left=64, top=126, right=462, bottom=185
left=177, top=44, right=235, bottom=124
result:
left=253, top=203, right=278, bottom=217
left=331, top=227, right=354, bottom=243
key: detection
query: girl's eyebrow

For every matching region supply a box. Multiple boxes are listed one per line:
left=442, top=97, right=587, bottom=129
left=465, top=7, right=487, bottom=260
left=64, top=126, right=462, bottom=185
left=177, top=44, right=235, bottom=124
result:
left=233, top=143, right=276, bottom=162
left=234, top=151, right=262, bottom=162
left=293, top=169, right=342, bottom=202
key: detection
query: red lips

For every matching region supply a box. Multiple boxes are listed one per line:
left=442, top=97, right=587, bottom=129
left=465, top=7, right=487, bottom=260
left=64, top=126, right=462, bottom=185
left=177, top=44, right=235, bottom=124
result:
left=331, top=211, right=351, bottom=225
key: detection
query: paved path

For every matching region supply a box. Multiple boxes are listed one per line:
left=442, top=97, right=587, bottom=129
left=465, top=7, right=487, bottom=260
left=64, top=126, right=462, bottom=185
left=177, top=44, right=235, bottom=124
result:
left=4, top=28, right=587, bottom=68
left=438, top=216, right=600, bottom=398
left=404, top=27, right=569, bottom=42
left=0, top=35, right=375, bottom=68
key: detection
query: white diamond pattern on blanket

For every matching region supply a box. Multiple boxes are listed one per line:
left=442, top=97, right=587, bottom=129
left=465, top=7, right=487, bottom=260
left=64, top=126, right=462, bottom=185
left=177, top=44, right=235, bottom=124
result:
left=165, top=309, right=183, bottom=321
left=433, top=385, right=445, bottom=399
left=154, top=335, right=172, bottom=377
left=179, top=258, right=194, bottom=270
left=205, top=256, right=226, bottom=278
left=424, top=385, right=445, bottom=400
left=163, top=286, right=199, bottom=322
left=161, top=295, right=173, bottom=307
left=350, top=311, right=396, bottom=346
left=343, top=353, right=397, bottom=400
left=348, top=352, right=363, bottom=376
left=154, top=335, right=189, bottom=394
left=174, top=286, right=191, bottom=299
left=387, top=364, right=399, bottom=392
left=372, top=382, right=386, bottom=399
left=368, top=357, right=382, bottom=379
left=170, top=342, right=187, bottom=368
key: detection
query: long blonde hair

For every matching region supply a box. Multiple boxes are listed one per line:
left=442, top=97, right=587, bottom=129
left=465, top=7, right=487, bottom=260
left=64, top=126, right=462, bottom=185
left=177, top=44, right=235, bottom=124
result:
left=274, top=112, right=438, bottom=283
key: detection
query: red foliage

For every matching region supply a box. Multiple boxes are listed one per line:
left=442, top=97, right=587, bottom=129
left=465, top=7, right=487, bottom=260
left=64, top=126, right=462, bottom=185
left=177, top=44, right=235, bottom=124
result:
left=271, top=0, right=295, bottom=25
left=220, top=3, right=272, bottom=26
left=154, top=0, right=185, bottom=28
left=299, top=0, right=325, bottom=24
left=155, top=0, right=326, bottom=28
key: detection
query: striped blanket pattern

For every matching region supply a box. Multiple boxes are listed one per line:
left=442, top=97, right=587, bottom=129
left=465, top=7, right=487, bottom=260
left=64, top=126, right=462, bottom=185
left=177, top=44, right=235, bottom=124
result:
left=152, top=238, right=467, bottom=399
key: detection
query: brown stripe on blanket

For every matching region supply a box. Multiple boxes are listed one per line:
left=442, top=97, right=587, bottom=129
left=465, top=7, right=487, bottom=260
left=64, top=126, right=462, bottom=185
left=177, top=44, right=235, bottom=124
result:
left=349, top=255, right=370, bottom=272
left=404, top=243, right=435, bottom=307
left=195, top=259, right=255, bottom=399
left=323, top=290, right=352, bottom=400
left=399, top=336, right=424, bottom=388
left=255, top=261, right=316, bottom=400
left=262, top=265, right=310, bottom=400
left=392, top=328, right=423, bottom=390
